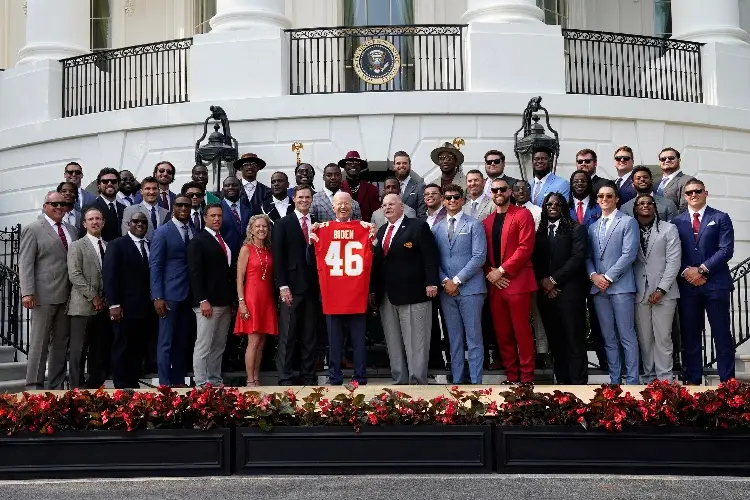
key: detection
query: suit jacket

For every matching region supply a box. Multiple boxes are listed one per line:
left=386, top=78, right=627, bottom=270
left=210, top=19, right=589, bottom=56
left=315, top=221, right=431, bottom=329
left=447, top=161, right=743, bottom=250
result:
left=585, top=211, right=639, bottom=295
left=241, top=180, right=272, bottom=213
left=187, top=230, right=236, bottom=307
left=121, top=202, right=169, bottom=240
left=102, top=235, right=152, bottom=318
left=660, top=171, right=693, bottom=214
left=78, top=188, right=98, bottom=209
left=482, top=205, right=537, bottom=294
left=149, top=219, right=194, bottom=302
left=532, top=222, right=589, bottom=300
left=310, top=190, right=362, bottom=223
left=590, top=175, right=609, bottom=198
left=531, top=173, right=570, bottom=206
left=462, top=196, right=494, bottom=221
left=432, top=215, right=487, bottom=296
left=342, top=180, right=379, bottom=223
left=621, top=193, right=678, bottom=222
left=273, top=211, right=319, bottom=295
left=66, top=236, right=104, bottom=316
left=426, top=206, right=447, bottom=228
left=616, top=176, right=638, bottom=208
left=634, top=220, right=681, bottom=303
left=82, top=197, right=125, bottom=242
left=569, top=200, right=602, bottom=228
left=261, top=196, right=295, bottom=223
left=371, top=205, right=416, bottom=230
left=401, top=175, right=427, bottom=219
left=673, top=206, right=734, bottom=292
left=19, top=218, right=79, bottom=305
left=372, top=217, right=439, bottom=305
left=219, top=197, right=253, bottom=257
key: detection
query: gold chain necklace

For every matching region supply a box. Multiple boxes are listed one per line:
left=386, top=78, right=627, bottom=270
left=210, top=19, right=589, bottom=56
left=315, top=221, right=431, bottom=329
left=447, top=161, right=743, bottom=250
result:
left=254, top=244, right=267, bottom=281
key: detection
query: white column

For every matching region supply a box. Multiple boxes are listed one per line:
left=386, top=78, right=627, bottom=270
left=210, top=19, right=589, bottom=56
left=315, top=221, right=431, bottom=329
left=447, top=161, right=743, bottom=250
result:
left=461, top=0, right=566, bottom=93
left=671, top=0, right=748, bottom=46
left=190, top=0, right=291, bottom=101
left=17, top=0, right=89, bottom=64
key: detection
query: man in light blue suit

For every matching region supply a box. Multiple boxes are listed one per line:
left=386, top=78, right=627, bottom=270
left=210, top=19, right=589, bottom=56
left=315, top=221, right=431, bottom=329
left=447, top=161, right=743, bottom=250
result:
left=432, top=184, right=487, bottom=384
left=530, top=149, right=570, bottom=206
left=585, top=181, right=640, bottom=385
left=150, top=194, right=196, bottom=386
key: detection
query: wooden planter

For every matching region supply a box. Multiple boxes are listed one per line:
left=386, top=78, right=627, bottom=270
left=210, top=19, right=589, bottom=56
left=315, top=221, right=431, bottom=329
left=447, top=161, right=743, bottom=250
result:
left=235, top=425, right=493, bottom=474
left=0, top=428, right=232, bottom=479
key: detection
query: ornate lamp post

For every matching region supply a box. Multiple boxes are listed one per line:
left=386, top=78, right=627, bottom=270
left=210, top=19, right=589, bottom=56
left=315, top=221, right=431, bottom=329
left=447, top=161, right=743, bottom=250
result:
left=513, top=97, right=560, bottom=182
left=195, top=106, right=239, bottom=194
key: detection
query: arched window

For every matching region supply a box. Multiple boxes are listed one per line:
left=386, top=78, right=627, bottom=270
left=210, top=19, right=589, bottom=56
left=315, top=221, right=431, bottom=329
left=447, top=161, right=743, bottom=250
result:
left=537, top=0, right=567, bottom=27
left=90, top=0, right=111, bottom=51
left=654, top=0, right=672, bottom=38
left=194, top=0, right=217, bottom=35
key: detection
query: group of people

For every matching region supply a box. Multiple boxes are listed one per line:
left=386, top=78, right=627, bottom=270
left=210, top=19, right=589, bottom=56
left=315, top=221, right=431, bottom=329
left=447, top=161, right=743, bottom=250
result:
left=18, top=141, right=735, bottom=389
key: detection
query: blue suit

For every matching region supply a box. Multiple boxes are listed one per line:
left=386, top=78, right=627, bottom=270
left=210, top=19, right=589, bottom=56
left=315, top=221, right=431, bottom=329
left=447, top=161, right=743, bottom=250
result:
left=617, top=177, right=637, bottom=208
left=673, top=206, right=735, bottom=383
left=219, top=197, right=253, bottom=257
left=569, top=202, right=601, bottom=228
left=149, top=219, right=194, bottom=386
left=432, top=214, right=487, bottom=384
left=531, top=173, right=570, bottom=206
left=586, top=211, right=640, bottom=384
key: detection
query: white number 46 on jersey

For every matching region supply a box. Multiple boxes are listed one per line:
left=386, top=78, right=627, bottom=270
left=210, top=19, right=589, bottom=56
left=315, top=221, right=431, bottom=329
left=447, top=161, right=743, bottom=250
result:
left=324, top=241, right=364, bottom=277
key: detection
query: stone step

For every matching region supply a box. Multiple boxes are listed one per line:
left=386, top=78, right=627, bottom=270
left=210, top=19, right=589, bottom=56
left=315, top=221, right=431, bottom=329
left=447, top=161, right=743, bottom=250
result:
left=735, top=354, right=750, bottom=373
left=0, top=362, right=26, bottom=382
left=0, top=379, right=25, bottom=394
left=0, top=346, right=18, bottom=364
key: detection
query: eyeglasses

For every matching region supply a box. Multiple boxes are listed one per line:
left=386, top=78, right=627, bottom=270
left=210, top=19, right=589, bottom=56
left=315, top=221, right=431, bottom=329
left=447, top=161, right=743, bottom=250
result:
left=576, top=159, right=593, bottom=165
left=130, top=219, right=148, bottom=225
left=444, top=194, right=462, bottom=201
left=438, top=154, right=455, bottom=161
left=636, top=201, right=655, bottom=207
left=485, top=159, right=504, bottom=165
left=545, top=202, right=561, bottom=208
left=174, top=202, right=191, bottom=208
left=490, top=186, right=509, bottom=194
left=185, top=192, right=204, bottom=198
left=614, top=156, right=632, bottom=162
left=46, top=201, right=73, bottom=208
left=597, top=193, right=615, bottom=199
left=99, top=178, right=118, bottom=185
left=659, top=156, right=677, bottom=162
left=685, top=189, right=705, bottom=196
left=65, top=169, right=83, bottom=176
left=157, top=168, right=173, bottom=175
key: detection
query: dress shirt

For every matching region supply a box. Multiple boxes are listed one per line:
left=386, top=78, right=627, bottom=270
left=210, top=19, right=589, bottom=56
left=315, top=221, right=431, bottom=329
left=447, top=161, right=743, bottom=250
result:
left=77, top=187, right=87, bottom=209
left=574, top=196, right=590, bottom=217
left=468, top=195, right=486, bottom=216
left=242, top=179, right=257, bottom=200
left=687, top=205, right=707, bottom=223
left=445, top=212, right=464, bottom=285
left=295, top=209, right=311, bottom=239
left=324, top=187, right=337, bottom=203
left=85, top=233, right=106, bottom=268
left=44, top=214, right=72, bottom=247
left=272, top=195, right=291, bottom=215
left=110, top=232, right=149, bottom=310
left=116, top=192, right=135, bottom=206
left=144, top=202, right=160, bottom=225
left=658, top=171, right=679, bottom=190
left=99, top=195, right=117, bottom=205
left=223, top=198, right=242, bottom=221
left=158, top=189, right=172, bottom=210
left=205, top=227, right=231, bottom=266
left=547, top=221, right=557, bottom=238
left=426, top=206, right=445, bottom=229
left=399, top=176, right=410, bottom=195
left=384, top=214, right=406, bottom=243
left=191, top=208, right=202, bottom=230
left=523, top=201, right=543, bottom=230
left=617, top=170, right=633, bottom=186
left=63, top=210, right=77, bottom=227
left=591, top=209, right=619, bottom=281
left=173, top=219, right=193, bottom=241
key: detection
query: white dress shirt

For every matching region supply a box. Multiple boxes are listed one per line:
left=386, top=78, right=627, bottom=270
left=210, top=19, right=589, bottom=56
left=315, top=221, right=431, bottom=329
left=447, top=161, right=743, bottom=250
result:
left=116, top=191, right=135, bottom=206
left=128, top=231, right=149, bottom=258
left=173, top=219, right=194, bottom=240
left=426, top=206, right=445, bottom=229
left=383, top=213, right=405, bottom=245
left=272, top=196, right=291, bottom=216
left=658, top=171, right=679, bottom=190
left=324, top=187, right=336, bottom=203
left=205, top=227, right=232, bottom=265
left=85, top=233, right=106, bottom=268
left=44, top=214, right=72, bottom=247
left=522, top=201, right=543, bottom=230
left=242, top=179, right=257, bottom=201
left=445, top=212, right=464, bottom=234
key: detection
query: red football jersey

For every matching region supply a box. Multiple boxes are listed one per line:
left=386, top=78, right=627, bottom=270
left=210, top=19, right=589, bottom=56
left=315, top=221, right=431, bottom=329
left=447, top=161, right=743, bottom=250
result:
left=311, top=220, right=374, bottom=315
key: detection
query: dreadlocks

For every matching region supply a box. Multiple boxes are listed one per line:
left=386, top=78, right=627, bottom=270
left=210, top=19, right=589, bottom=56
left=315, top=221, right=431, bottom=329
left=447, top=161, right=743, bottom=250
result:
left=633, top=192, right=661, bottom=232
left=538, top=192, right=575, bottom=238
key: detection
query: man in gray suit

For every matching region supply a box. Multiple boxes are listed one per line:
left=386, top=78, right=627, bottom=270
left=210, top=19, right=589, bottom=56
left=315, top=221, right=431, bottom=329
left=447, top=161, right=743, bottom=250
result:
left=656, top=147, right=693, bottom=214
left=371, top=177, right=416, bottom=229
left=620, top=166, right=678, bottom=222
left=392, top=151, right=427, bottom=219
left=121, top=176, right=169, bottom=239
left=66, top=206, right=108, bottom=388
left=20, top=191, right=79, bottom=389
left=632, top=193, right=681, bottom=382
left=310, top=164, right=362, bottom=222
left=586, top=181, right=640, bottom=385
left=463, top=170, right=494, bottom=221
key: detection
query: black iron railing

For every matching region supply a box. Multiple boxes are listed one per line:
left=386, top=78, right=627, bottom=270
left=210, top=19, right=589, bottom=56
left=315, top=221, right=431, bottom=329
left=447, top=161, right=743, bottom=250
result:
left=563, top=29, right=703, bottom=103
left=61, top=38, right=192, bottom=117
left=286, top=25, right=466, bottom=95
left=0, top=225, right=30, bottom=359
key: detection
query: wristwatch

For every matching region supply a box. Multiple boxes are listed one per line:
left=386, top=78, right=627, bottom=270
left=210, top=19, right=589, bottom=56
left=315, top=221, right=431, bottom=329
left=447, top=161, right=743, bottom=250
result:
left=698, top=267, right=709, bottom=275
left=656, top=287, right=667, bottom=295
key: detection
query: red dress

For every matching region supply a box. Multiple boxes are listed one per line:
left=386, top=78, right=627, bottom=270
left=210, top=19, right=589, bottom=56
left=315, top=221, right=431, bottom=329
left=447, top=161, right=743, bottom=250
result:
left=234, top=244, right=278, bottom=336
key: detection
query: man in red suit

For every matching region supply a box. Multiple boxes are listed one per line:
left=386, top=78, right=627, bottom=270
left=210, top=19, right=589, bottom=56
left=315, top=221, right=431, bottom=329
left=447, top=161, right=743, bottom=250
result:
left=483, top=177, right=538, bottom=383
left=340, top=151, right=380, bottom=223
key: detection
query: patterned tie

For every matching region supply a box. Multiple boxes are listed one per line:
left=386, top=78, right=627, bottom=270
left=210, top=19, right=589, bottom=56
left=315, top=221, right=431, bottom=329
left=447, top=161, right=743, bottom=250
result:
left=216, top=232, right=229, bottom=261
left=150, top=207, right=158, bottom=229
left=448, top=217, right=456, bottom=242
left=533, top=180, right=542, bottom=205
left=139, top=239, right=148, bottom=261
left=75, top=196, right=81, bottom=212
left=692, top=212, right=701, bottom=242
left=125, top=195, right=133, bottom=205
left=616, top=178, right=623, bottom=190
left=56, top=223, right=68, bottom=251
left=300, top=215, right=309, bottom=243
left=97, top=239, right=105, bottom=263
left=471, top=201, right=478, bottom=218
left=231, top=203, right=241, bottom=226
left=160, top=191, right=169, bottom=210
left=576, top=201, right=584, bottom=224
left=400, top=181, right=406, bottom=195
left=383, top=223, right=395, bottom=255
left=656, top=176, right=669, bottom=196
left=183, top=225, right=190, bottom=247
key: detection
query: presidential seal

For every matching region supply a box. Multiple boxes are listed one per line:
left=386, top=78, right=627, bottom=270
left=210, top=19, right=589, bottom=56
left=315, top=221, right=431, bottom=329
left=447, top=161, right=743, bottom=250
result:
left=353, top=38, right=401, bottom=85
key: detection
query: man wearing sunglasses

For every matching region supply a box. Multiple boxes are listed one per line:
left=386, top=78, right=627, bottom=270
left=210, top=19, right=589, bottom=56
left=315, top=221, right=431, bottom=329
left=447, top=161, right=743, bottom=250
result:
left=82, top=168, right=126, bottom=242
left=656, top=147, right=692, bottom=215
left=613, top=146, right=637, bottom=207
left=134, top=161, right=178, bottom=210
left=63, top=162, right=97, bottom=211
left=673, top=179, right=735, bottom=385
left=181, top=181, right=206, bottom=232
left=483, top=150, right=517, bottom=197
left=574, top=149, right=608, bottom=196
left=121, top=176, right=169, bottom=240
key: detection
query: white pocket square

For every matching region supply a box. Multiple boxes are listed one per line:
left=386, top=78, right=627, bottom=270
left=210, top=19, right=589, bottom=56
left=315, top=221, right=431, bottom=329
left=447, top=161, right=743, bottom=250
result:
left=707, top=220, right=716, bottom=226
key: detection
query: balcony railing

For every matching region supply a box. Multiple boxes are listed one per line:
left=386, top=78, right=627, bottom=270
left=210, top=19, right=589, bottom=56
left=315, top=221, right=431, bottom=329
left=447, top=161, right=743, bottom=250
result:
left=563, top=29, right=703, bottom=103
left=286, top=25, right=466, bottom=95
left=61, top=38, right=192, bottom=117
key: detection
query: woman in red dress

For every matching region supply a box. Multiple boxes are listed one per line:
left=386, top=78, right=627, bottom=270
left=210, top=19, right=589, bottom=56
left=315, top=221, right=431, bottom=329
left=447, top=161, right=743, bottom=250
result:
left=234, top=214, right=278, bottom=386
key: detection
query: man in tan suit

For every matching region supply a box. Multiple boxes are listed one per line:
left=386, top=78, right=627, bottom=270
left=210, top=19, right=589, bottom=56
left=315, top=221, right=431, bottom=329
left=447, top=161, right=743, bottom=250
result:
left=67, top=206, right=107, bottom=388
left=20, top=191, right=79, bottom=389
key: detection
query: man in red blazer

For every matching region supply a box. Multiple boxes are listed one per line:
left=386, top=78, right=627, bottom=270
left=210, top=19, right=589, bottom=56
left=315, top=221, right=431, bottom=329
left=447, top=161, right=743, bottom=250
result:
left=483, top=177, right=538, bottom=383
left=340, top=151, right=380, bottom=223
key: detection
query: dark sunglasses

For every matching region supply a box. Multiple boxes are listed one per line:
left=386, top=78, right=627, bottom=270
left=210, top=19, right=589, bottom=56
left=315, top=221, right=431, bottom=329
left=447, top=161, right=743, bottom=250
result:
left=99, top=178, right=118, bottom=185
left=597, top=193, right=615, bottom=199
left=659, top=156, right=677, bottom=162
left=157, top=168, right=173, bottom=175
left=185, top=192, right=204, bottom=198
left=490, top=186, right=509, bottom=194
left=46, top=201, right=73, bottom=208
left=545, top=202, right=561, bottom=208
left=438, top=154, right=455, bottom=161
left=130, top=219, right=148, bottom=225
left=576, top=159, right=593, bottom=165
left=685, top=189, right=705, bottom=196
left=614, top=156, right=631, bottom=162
left=485, top=159, right=504, bottom=165
left=65, top=169, right=83, bottom=176
left=444, top=194, right=462, bottom=201
left=174, top=202, right=191, bottom=208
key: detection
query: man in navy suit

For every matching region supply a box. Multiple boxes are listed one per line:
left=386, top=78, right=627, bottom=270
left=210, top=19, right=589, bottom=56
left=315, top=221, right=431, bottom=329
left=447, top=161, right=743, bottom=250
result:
left=64, top=161, right=97, bottom=212
left=673, top=179, right=735, bottom=384
left=150, top=195, right=196, bottom=386
left=613, top=146, right=637, bottom=207
left=219, top=176, right=252, bottom=257
left=530, top=148, right=570, bottom=206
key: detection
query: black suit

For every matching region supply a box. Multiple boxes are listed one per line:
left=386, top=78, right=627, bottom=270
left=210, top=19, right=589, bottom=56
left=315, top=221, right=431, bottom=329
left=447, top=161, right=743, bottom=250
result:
left=272, top=212, right=319, bottom=384
left=532, top=222, right=589, bottom=384
left=82, top=197, right=126, bottom=242
left=187, top=230, right=236, bottom=308
left=103, top=234, right=155, bottom=388
left=241, top=181, right=272, bottom=214
left=261, top=196, right=294, bottom=223
left=590, top=174, right=609, bottom=197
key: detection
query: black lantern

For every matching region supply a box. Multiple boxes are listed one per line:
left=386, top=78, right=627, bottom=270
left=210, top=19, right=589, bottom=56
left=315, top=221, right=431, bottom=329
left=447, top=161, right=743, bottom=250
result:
left=513, top=97, right=560, bottom=182
left=195, top=106, right=239, bottom=194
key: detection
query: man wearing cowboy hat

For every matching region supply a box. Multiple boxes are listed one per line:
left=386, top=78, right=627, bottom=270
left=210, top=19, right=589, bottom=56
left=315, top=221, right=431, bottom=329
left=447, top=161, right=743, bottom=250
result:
left=234, top=153, right=272, bottom=214
left=340, top=151, right=380, bottom=223
left=426, top=142, right=467, bottom=192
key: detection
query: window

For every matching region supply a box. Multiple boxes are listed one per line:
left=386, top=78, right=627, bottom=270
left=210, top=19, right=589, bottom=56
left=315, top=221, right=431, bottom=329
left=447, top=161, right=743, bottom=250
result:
left=194, top=0, right=217, bottom=35
left=343, top=0, right=414, bottom=26
left=536, top=0, right=567, bottom=27
left=90, top=0, right=111, bottom=51
left=654, top=0, right=672, bottom=38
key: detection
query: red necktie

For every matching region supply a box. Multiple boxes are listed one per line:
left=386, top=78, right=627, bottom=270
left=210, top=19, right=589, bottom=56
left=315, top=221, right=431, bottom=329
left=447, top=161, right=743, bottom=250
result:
left=216, top=232, right=229, bottom=261
left=160, top=191, right=169, bottom=210
left=300, top=215, right=309, bottom=243
left=692, top=212, right=701, bottom=241
left=383, top=224, right=395, bottom=255
left=56, top=223, right=68, bottom=252
left=231, top=203, right=241, bottom=226
left=576, top=201, right=584, bottom=224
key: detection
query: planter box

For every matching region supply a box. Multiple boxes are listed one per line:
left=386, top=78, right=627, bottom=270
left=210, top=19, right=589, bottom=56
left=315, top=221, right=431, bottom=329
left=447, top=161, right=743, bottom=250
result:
left=0, top=428, right=232, bottom=479
left=496, top=426, right=750, bottom=476
left=235, top=425, right=493, bottom=474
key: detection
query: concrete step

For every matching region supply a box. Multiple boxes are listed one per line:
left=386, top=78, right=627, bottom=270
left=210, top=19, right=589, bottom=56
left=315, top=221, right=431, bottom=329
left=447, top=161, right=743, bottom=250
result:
left=0, top=362, right=26, bottom=382
left=735, top=354, right=750, bottom=373
left=0, top=346, right=18, bottom=363
left=705, top=373, right=750, bottom=386
left=0, top=379, right=25, bottom=394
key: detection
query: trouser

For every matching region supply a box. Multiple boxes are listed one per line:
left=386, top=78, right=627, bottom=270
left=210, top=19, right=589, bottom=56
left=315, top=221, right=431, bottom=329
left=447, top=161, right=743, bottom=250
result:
left=326, top=314, right=367, bottom=385
left=530, top=292, right=548, bottom=354
left=592, top=292, right=640, bottom=385
left=488, top=289, right=535, bottom=383
left=69, top=315, right=93, bottom=388
left=157, top=299, right=192, bottom=386
left=26, top=303, right=69, bottom=390
left=380, top=295, right=432, bottom=385
left=587, top=295, right=608, bottom=367
left=428, top=295, right=449, bottom=368
left=81, top=311, right=112, bottom=389
left=441, top=293, right=485, bottom=384
left=192, top=305, right=232, bottom=387
left=277, top=290, right=318, bottom=384
left=112, top=315, right=153, bottom=388
left=635, top=298, right=677, bottom=383
left=538, top=293, right=588, bottom=384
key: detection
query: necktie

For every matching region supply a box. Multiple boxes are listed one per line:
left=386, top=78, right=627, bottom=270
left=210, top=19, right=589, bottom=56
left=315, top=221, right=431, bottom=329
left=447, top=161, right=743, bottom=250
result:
left=448, top=217, right=456, bottom=242
left=548, top=223, right=555, bottom=239
left=657, top=176, right=669, bottom=196
left=160, top=192, right=169, bottom=210
left=400, top=181, right=406, bottom=195
left=616, top=178, right=623, bottom=190
left=216, top=232, right=229, bottom=262
left=193, top=211, right=201, bottom=231
left=75, top=196, right=81, bottom=212
left=383, top=224, right=395, bottom=254
left=692, top=212, right=701, bottom=241
left=56, top=223, right=68, bottom=251
left=150, top=207, right=158, bottom=229
left=576, top=201, right=584, bottom=224
left=183, top=225, right=190, bottom=247
left=108, top=202, right=117, bottom=221
left=97, top=239, right=105, bottom=262
left=471, top=201, right=478, bottom=218
left=125, top=195, right=133, bottom=205
left=533, top=180, right=542, bottom=204
left=139, top=239, right=148, bottom=261
left=300, top=215, right=309, bottom=243
left=231, top=203, right=241, bottom=226
left=599, top=218, right=608, bottom=248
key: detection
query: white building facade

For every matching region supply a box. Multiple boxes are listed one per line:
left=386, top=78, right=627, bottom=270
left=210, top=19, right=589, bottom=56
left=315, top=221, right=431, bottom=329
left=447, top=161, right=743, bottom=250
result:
left=1, top=0, right=750, bottom=262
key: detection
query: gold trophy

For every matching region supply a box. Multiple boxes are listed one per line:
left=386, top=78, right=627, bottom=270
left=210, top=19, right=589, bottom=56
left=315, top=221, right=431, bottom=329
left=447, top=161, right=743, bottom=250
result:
left=452, top=137, right=465, bottom=150
left=291, top=142, right=304, bottom=165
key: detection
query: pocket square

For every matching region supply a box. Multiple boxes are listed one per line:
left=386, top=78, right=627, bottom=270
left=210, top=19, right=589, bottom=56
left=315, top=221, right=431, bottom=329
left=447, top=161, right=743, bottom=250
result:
left=404, top=241, right=413, bottom=248
left=707, top=220, right=716, bottom=226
